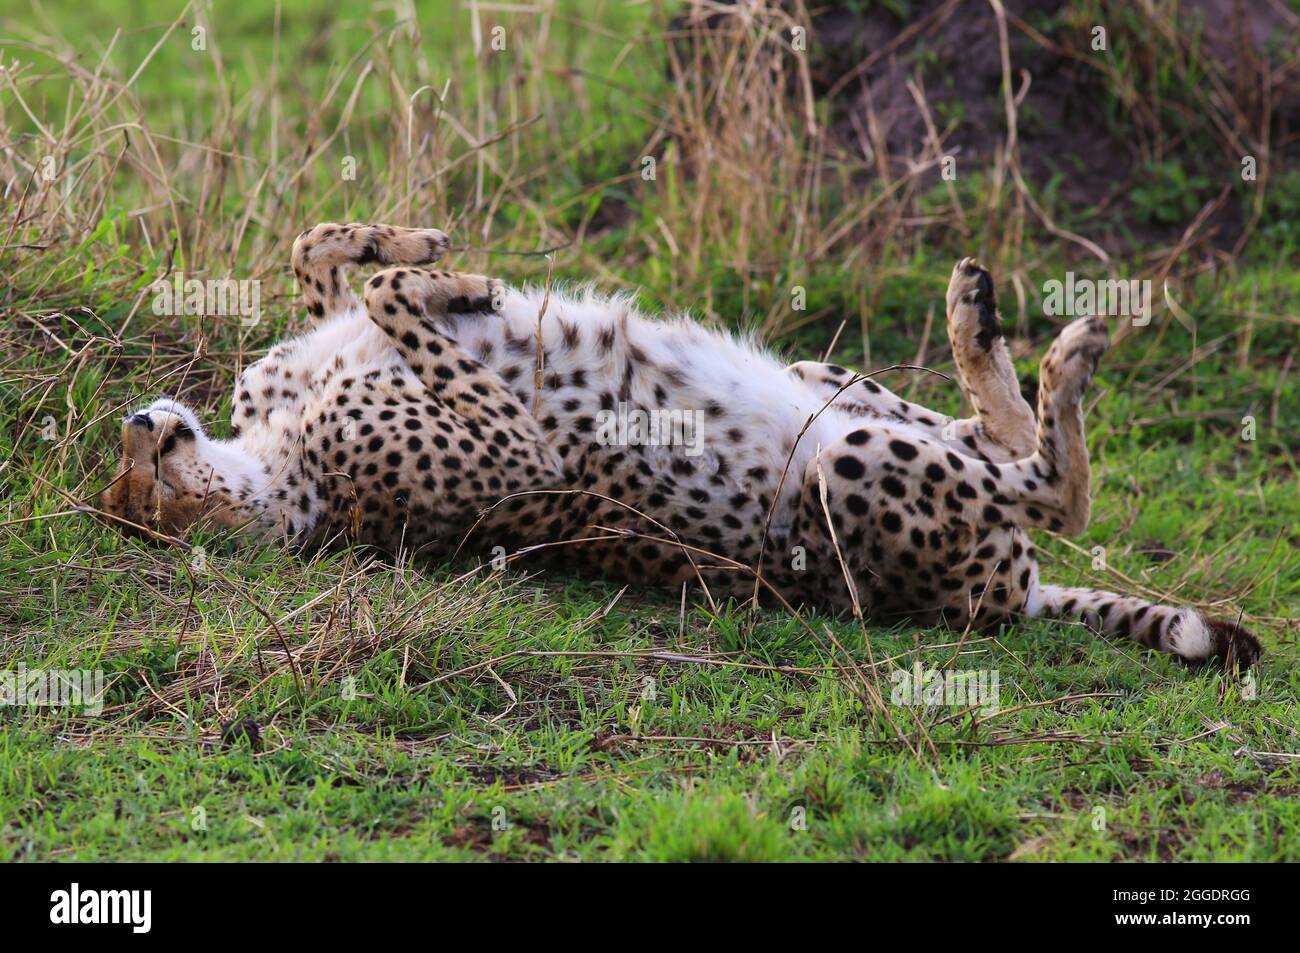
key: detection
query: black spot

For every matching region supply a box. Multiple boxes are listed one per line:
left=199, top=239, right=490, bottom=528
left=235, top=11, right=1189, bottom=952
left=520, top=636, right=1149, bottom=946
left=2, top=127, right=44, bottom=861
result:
left=833, top=456, right=866, bottom=480
left=880, top=476, right=906, bottom=498
left=888, top=440, right=918, bottom=461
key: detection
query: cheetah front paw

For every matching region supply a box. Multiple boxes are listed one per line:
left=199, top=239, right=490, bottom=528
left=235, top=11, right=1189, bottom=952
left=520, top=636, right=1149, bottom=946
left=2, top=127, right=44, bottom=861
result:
left=412, top=227, right=452, bottom=264
left=427, top=272, right=507, bottom=316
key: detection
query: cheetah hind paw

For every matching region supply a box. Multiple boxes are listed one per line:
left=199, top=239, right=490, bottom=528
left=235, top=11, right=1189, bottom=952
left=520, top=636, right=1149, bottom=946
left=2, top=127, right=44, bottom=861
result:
left=1039, top=315, right=1109, bottom=406
left=946, top=256, right=1003, bottom=353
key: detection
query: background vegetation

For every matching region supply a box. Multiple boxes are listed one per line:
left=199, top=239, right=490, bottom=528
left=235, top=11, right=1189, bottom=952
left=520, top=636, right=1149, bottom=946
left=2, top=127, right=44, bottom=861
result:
left=1, top=0, right=1297, bottom=860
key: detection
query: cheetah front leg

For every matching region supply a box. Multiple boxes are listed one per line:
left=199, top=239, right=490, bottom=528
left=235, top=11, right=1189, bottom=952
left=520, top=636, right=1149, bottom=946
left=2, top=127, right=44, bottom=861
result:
left=291, top=222, right=451, bottom=321
left=363, top=268, right=516, bottom=419
left=361, top=265, right=563, bottom=486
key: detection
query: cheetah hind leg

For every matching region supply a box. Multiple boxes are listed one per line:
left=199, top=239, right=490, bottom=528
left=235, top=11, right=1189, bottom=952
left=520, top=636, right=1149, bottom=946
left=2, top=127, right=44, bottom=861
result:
left=1009, top=316, right=1260, bottom=669
left=784, top=359, right=1023, bottom=464
left=793, top=310, right=1261, bottom=668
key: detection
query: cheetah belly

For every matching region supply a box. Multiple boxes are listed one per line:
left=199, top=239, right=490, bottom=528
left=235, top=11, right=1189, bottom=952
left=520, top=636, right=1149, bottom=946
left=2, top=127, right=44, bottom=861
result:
left=438, top=293, right=941, bottom=588
left=236, top=298, right=940, bottom=582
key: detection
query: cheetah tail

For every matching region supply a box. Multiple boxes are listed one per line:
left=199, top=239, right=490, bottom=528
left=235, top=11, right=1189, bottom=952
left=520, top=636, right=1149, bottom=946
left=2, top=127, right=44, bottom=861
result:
left=1027, top=583, right=1261, bottom=669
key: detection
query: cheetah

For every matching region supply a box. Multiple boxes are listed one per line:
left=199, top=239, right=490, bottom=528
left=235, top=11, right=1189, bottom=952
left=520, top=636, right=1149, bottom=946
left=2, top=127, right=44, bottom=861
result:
left=101, top=222, right=1261, bottom=669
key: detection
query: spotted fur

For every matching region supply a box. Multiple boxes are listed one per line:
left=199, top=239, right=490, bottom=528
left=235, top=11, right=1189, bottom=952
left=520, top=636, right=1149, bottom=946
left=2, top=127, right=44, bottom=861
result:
left=101, top=227, right=1261, bottom=670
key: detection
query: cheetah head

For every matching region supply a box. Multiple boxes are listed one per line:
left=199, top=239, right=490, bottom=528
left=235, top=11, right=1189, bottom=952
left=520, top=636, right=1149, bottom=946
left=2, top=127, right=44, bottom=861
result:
left=100, top=398, right=226, bottom=540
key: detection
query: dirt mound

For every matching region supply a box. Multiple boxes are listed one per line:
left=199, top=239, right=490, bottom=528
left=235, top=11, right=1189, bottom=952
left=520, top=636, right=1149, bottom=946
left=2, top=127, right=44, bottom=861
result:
left=684, top=0, right=1300, bottom=253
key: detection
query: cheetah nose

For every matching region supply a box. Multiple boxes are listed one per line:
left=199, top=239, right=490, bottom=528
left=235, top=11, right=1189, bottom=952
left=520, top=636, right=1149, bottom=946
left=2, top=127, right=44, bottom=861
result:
left=127, top=413, right=154, bottom=430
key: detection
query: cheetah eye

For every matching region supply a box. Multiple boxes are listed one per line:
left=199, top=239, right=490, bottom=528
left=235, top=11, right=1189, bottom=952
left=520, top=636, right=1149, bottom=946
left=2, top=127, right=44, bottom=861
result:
left=174, top=424, right=193, bottom=439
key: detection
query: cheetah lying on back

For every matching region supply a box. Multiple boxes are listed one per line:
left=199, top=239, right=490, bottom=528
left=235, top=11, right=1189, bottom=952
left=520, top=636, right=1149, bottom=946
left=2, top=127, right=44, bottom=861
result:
left=103, top=223, right=1261, bottom=669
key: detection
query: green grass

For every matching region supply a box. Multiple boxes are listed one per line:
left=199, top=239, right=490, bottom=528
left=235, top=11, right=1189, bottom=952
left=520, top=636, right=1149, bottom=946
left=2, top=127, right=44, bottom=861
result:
left=1, top=0, right=1298, bottom=861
